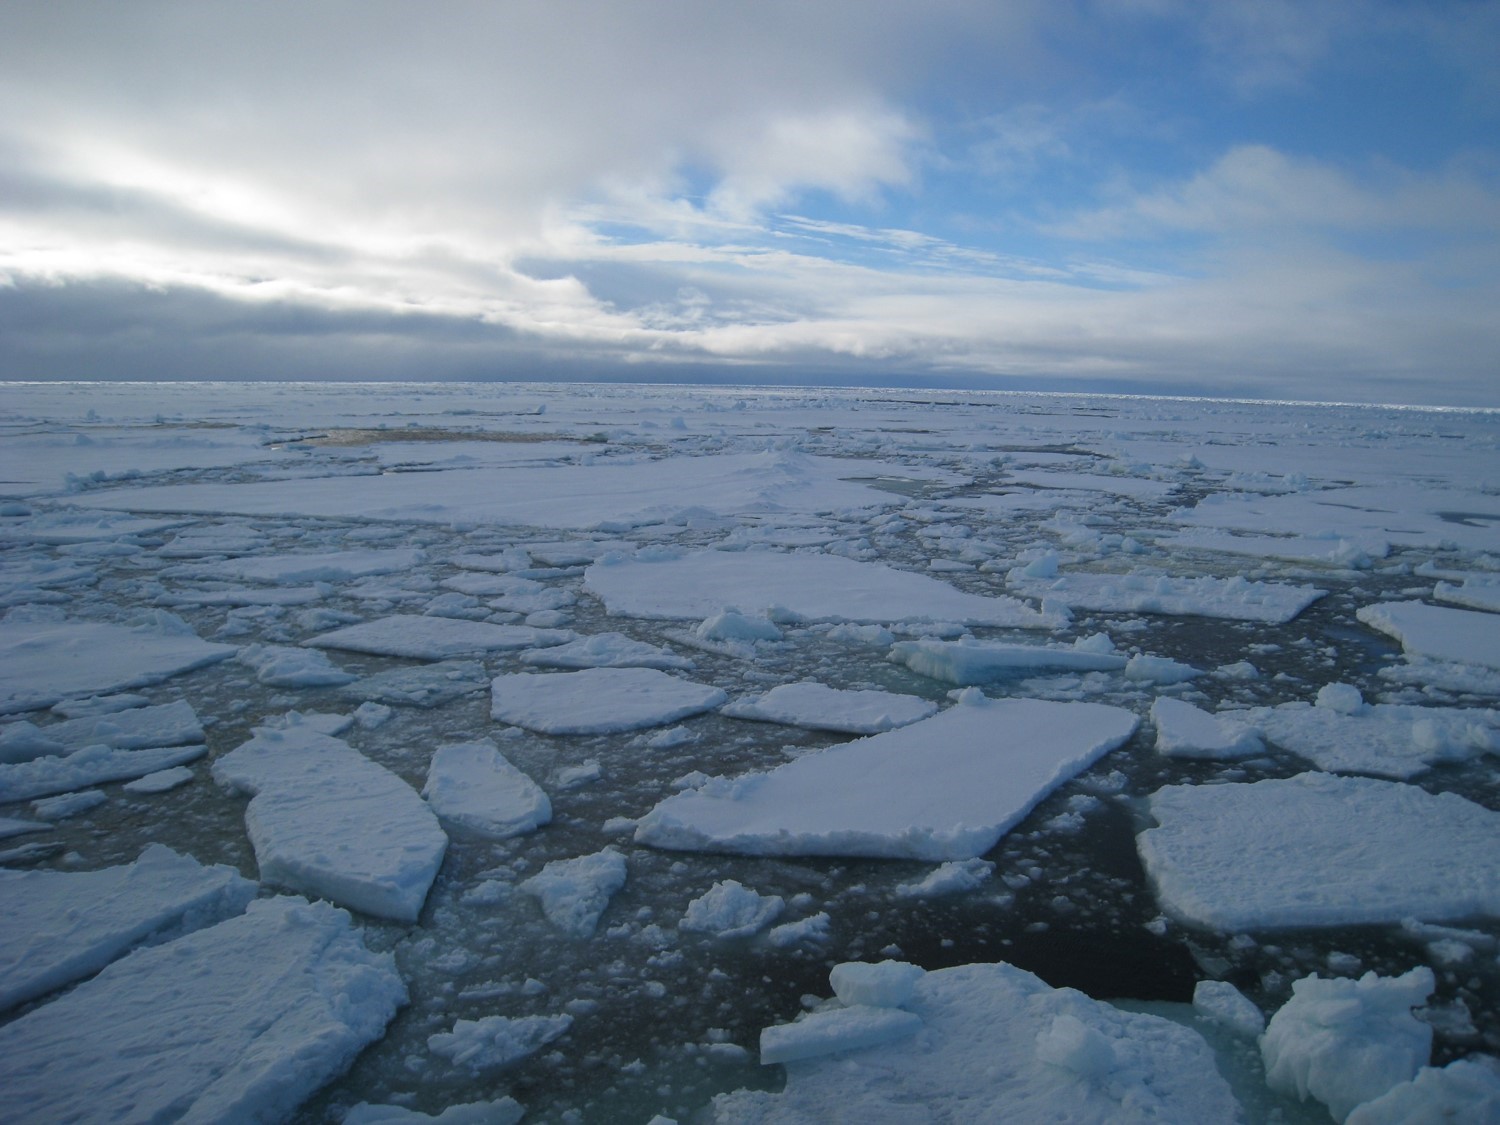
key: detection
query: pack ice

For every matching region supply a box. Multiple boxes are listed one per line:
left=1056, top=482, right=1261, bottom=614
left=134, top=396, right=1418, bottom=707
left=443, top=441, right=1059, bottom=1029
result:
left=636, top=694, right=1138, bottom=861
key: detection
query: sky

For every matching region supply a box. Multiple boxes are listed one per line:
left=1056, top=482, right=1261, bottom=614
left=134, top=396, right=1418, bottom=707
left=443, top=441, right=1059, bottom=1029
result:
left=1, top=1, right=1498, bottom=406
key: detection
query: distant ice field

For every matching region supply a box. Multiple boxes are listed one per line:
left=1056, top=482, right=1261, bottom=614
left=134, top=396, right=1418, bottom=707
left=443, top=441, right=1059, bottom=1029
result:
left=1, top=380, right=1498, bottom=1124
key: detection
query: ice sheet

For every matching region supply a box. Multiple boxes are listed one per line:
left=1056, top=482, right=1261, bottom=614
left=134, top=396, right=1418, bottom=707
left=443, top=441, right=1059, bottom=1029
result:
left=721, top=681, right=937, bottom=734
left=491, top=667, right=727, bottom=734
left=636, top=695, right=1138, bottom=861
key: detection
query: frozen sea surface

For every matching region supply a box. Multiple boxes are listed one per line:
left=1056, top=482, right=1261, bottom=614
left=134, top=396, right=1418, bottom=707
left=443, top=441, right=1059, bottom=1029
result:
left=1, top=381, right=1498, bottom=1123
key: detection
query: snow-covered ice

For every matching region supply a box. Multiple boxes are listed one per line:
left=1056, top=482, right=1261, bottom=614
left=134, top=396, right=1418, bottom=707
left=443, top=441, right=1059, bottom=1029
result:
left=306, top=614, right=571, bottom=659
left=1, top=698, right=202, bottom=762
left=1357, top=600, right=1500, bottom=670
left=1345, top=1056, right=1500, bottom=1124
left=1150, top=697, right=1264, bottom=759
left=422, top=739, right=551, bottom=838
left=720, top=680, right=937, bottom=734
left=177, top=547, right=424, bottom=583
left=491, top=667, right=727, bottom=734
left=680, top=880, right=785, bottom=938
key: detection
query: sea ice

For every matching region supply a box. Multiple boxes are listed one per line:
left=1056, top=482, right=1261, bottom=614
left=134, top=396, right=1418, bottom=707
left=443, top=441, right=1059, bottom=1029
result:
left=635, top=695, right=1138, bottom=861
left=894, top=857, right=996, bottom=897
left=0, top=897, right=405, bottom=1123
left=306, top=614, right=571, bottom=659
left=238, top=643, right=357, bottom=687
left=519, top=631, right=694, bottom=671
left=344, top=1098, right=525, bottom=1125
left=0, top=742, right=208, bottom=803
left=490, top=667, right=727, bottom=735
left=32, top=788, right=107, bottom=818
left=422, top=739, right=551, bottom=839
left=759, top=1004, right=923, bottom=1065
left=0, top=699, right=203, bottom=762
left=340, top=659, right=491, bottom=708
left=177, top=547, right=425, bottom=583
left=428, top=1014, right=574, bottom=1073
left=1159, top=529, right=1387, bottom=568
left=888, top=636, right=1126, bottom=685
left=829, top=960, right=926, bottom=1008
left=721, top=681, right=937, bottom=734
left=585, top=548, right=1058, bottom=627
left=680, top=880, right=785, bottom=938
left=1434, top=577, right=1500, bottom=613
left=1191, top=980, right=1265, bottom=1038
left=123, top=764, right=195, bottom=793
left=1345, top=1056, right=1500, bottom=1124
left=212, top=721, right=448, bottom=922
left=1150, top=697, right=1264, bottom=759
left=0, top=843, right=256, bottom=1012
left=1260, top=967, right=1434, bottom=1122
left=519, top=848, right=628, bottom=938
left=1008, top=570, right=1324, bottom=624
left=1138, top=773, right=1500, bottom=929
left=1357, top=600, right=1500, bottom=670
left=716, top=961, right=1239, bottom=1122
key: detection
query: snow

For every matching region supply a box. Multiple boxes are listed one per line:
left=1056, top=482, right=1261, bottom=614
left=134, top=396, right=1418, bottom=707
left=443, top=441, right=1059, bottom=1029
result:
left=1357, top=600, right=1500, bottom=670
left=680, top=880, right=785, bottom=938
left=306, top=614, right=572, bottom=659
left=1260, top=967, right=1434, bottom=1123
left=636, top=695, right=1138, bottom=861
left=721, top=681, right=938, bottom=734
left=0, top=615, right=237, bottom=714
left=716, top=960, right=1240, bottom=1122
left=0, top=741, right=208, bottom=803
left=428, top=1014, right=574, bottom=1073
left=212, top=721, right=448, bottom=922
left=1345, top=1056, right=1500, bottom=1124
left=490, top=667, right=727, bottom=734
left=1151, top=697, right=1264, bottom=759
left=888, top=636, right=1126, bottom=685
left=518, top=631, right=693, bottom=671
left=422, top=739, right=551, bottom=838
left=1008, top=570, right=1325, bottom=624
left=585, top=548, right=1058, bottom=627
left=1138, top=773, right=1500, bottom=929
left=0, top=897, right=406, bottom=1124
left=519, top=847, right=628, bottom=938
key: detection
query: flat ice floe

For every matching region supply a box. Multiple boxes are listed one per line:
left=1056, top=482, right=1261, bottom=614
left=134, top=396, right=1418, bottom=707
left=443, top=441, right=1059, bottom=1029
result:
left=1434, top=576, right=1500, bottom=613
left=585, top=549, right=1057, bottom=627
left=1007, top=570, right=1324, bottom=624
left=0, top=843, right=256, bottom=1012
left=212, top=721, right=448, bottom=922
left=422, top=739, right=551, bottom=838
left=305, top=614, right=571, bottom=659
left=0, top=614, right=237, bottom=714
left=174, top=547, right=424, bottom=583
left=0, top=742, right=208, bottom=803
left=0, top=897, right=406, bottom=1123
left=0, top=698, right=202, bottom=762
left=635, top=695, right=1138, bottom=861
left=1150, top=697, right=1263, bottom=760
left=1157, top=529, right=1388, bottom=567
left=491, top=667, right=727, bottom=734
left=1138, top=773, right=1500, bottom=929
left=1357, top=600, right=1500, bottom=670
left=714, top=960, right=1239, bottom=1122
left=518, top=631, right=693, bottom=671
left=889, top=636, right=1126, bottom=685
left=341, top=659, right=490, bottom=708
left=721, top=681, right=937, bottom=734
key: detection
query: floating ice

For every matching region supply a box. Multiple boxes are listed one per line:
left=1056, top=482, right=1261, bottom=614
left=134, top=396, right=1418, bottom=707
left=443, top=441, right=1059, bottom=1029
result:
left=1123, top=654, right=1201, bottom=684
left=239, top=643, right=356, bottom=687
left=491, top=667, right=727, bottom=735
left=636, top=696, right=1138, bottom=861
left=0, top=897, right=405, bottom=1124
left=722, top=681, right=937, bottom=734
left=759, top=1004, right=923, bottom=1065
left=585, top=549, right=1058, bottom=627
left=1158, top=529, right=1387, bottom=568
left=1138, top=773, right=1500, bottom=929
left=176, top=547, right=425, bottom=583
left=428, top=1014, right=574, bottom=1073
left=305, top=614, right=571, bottom=659
left=0, top=843, right=256, bottom=1012
left=212, top=721, right=448, bottom=922
left=519, top=632, right=693, bottom=671
left=123, top=764, right=195, bottom=793
left=1191, top=980, right=1265, bottom=1038
left=340, top=659, right=490, bottom=708
left=519, top=847, right=628, bottom=938
left=888, top=636, right=1126, bottom=685
left=0, top=615, right=236, bottom=714
left=0, top=815, right=50, bottom=840
left=0, top=742, right=207, bottom=803
left=680, top=880, right=785, bottom=938
left=422, top=739, right=551, bottom=839
left=32, top=788, right=107, bottom=818
left=716, top=961, right=1239, bottom=1122
left=1150, top=697, right=1264, bottom=759
left=1357, top=600, right=1500, bottom=670
left=829, top=960, right=926, bottom=1009
left=344, top=1098, right=525, bottom=1125
left=894, top=857, right=996, bottom=898
left=1345, top=1056, right=1500, bottom=1124
left=695, top=610, right=784, bottom=643
left=1261, top=967, right=1434, bottom=1123
left=1434, top=577, right=1500, bottom=614
left=1008, top=570, right=1324, bottom=624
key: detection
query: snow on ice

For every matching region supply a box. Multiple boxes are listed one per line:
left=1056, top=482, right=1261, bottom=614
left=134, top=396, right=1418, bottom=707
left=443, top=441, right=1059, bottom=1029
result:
left=518, top=847, right=628, bottom=938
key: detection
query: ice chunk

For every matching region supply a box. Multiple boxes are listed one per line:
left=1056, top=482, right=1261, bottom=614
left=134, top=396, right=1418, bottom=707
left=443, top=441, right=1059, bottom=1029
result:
left=1357, top=600, right=1500, bottom=670
left=1138, top=773, right=1500, bottom=929
left=1261, top=967, right=1434, bottom=1123
left=427, top=1014, right=573, bottom=1073
left=760, top=1005, right=923, bottom=1065
left=585, top=549, right=1058, bottom=627
left=1316, top=681, right=1365, bottom=714
left=722, top=681, right=938, bottom=734
left=768, top=912, right=831, bottom=948
left=1008, top=570, right=1325, bottom=624
left=0, top=843, right=256, bottom=1012
left=0, top=897, right=405, bottom=1123
left=519, top=848, right=627, bottom=938
left=1192, top=980, right=1265, bottom=1037
left=306, top=614, right=570, bottom=659
left=894, top=857, right=996, bottom=897
left=680, top=880, right=784, bottom=938
left=32, top=788, right=107, bottom=818
left=696, top=610, right=784, bottom=642
left=123, top=765, right=195, bottom=794
left=888, top=637, right=1126, bottom=685
left=1345, top=1056, right=1500, bottom=1124
left=1151, top=697, right=1263, bottom=759
left=490, top=667, right=727, bottom=734
left=340, top=659, right=490, bottom=708
left=212, top=722, right=447, bottom=922
left=0, top=617, right=236, bottom=714
left=636, top=697, right=1138, bottom=861
left=1, top=699, right=202, bottom=762
left=239, top=643, right=356, bottom=687
left=519, top=631, right=693, bottom=671
left=422, top=739, right=551, bottom=839
left=0, top=815, right=50, bottom=840
left=1123, top=654, right=1201, bottom=684
left=0, top=742, right=208, bottom=803
left=829, top=961, right=925, bottom=1009
left=344, top=1098, right=526, bottom=1124
left=715, top=961, right=1239, bottom=1122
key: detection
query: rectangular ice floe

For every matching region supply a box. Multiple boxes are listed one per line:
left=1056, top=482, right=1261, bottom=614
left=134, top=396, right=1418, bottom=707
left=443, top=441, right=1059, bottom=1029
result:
left=1150, top=697, right=1264, bottom=760
left=0, top=897, right=406, bottom=1124
left=422, top=739, right=551, bottom=839
left=635, top=694, right=1138, bottom=861
left=491, top=667, right=727, bottom=734
left=305, top=614, right=571, bottom=659
left=721, top=681, right=937, bottom=734
left=585, top=549, right=1059, bottom=627
left=1137, top=773, right=1500, bottom=930
left=1007, top=570, right=1324, bottom=623
left=889, top=636, right=1126, bottom=685
left=0, top=843, right=256, bottom=1012
left=212, top=720, right=448, bottom=922
left=1357, top=600, right=1500, bottom=670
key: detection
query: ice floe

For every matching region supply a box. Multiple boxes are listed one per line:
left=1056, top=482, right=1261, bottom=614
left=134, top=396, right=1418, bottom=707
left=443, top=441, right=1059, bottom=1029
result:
left=1151, top=697, right=1264, bottom=759
left=428, top=1013, right=574, bottom=1073
left=0, top=742, right=208, bottom=803
left=1357, top=600, right=1500, bottom=670
left=0, top=698, right=202, bottom=762
left=519, top=847, right=628, bottom=938
left=889, top=635, right=1126, bottom=685
left=1345, top=1056, right=1500, bottom=1124
left=518, top=631, right=693, bottom=671
left=305, top=614, right=571, bottom=659
left=170, top=547, right=425, bottom=583
left=721, top=681, right=937, bottom=734
left=1008, top=570, right=1325, bottom=623
left=491, top=667, right=727, bottom=734
left=680, top=880, right=785, bottom=938
left=422, top=739, right=551, bottom=838
left=341, top=659, right=491, bottom=708
left=636, top=695, right=1138, bottom=861
left=239, top=642, right=357, bottom=687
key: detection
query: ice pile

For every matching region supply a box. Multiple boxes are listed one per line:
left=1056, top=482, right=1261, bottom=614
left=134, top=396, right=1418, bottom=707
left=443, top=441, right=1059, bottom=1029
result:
left=680, top=880, right=785, bottom=939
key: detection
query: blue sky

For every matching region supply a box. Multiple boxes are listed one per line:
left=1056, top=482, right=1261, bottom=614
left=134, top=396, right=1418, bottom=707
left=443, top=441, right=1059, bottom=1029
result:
left=1, top=1, right=1497, bottom=404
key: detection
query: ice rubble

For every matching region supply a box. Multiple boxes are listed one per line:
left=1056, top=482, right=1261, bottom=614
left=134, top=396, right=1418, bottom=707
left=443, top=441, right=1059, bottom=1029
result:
left=490, top=667, right=727, bottom=734
left=1138, top=773, right=1500, bottom=929
left=680, top=880, right=785, bottom=938
left=212, top=721, right=448, bottom=922
left=584, top=548, right=1058, bottom=627
left=0, top=843, right=256, bottom=1012
left=636, top=695, right=1138, bottom=861
left=519, top=847, right=628, bottom=938
left=1007, top=570, right=1324, bottom=624
left=305, top=614, right=572, bottom=659
left=889, top=635, right=1126, bottom=685
left=0, top=614, right=236, bottom=714
left=422, top=739, right=551, bottom=839
left=720, top=681, right=937, bottom=734
left=0, top=897, right=405, bottom=1123
left=1357, top=600, right=1500, bottom=670
left=717, top=960, right=1240, bottom=1122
